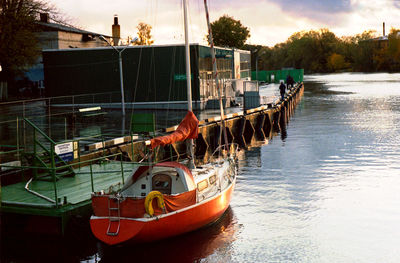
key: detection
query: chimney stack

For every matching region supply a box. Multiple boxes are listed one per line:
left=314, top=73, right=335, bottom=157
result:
left=112, top=15, right=120, bottom=46
left=383, top=22, right=385, bottom=36
left=40, top=13, right=49, bottom=23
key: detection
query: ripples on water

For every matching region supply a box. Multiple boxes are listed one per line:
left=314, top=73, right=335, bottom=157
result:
left=2, top=73, right=400, bottom=262
left=230, top=73, right=400, bottom=263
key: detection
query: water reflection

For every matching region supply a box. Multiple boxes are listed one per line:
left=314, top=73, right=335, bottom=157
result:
left=1, top=208, right=237, bottom=263
left=279, top=114, right=287, bottom=142
left=1, top=229, right=98, bottom=262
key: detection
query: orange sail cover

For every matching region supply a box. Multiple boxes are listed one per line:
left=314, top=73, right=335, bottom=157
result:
left=150, top=111, right=199, bottom=149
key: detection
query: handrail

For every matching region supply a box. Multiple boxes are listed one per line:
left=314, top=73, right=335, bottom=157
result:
left=0, top=148, right=23, bottom=156
left=0, top=152, right=141, bottom=207
left=0, top=152, right=147, bottom=171
left=0, top=91, right=119, bottom=106
left=55, top=133, right=129, bottom=145
left=0, top=145, right=19, bottom=148
left=34, top=139, right=51, bottom=154
left=24, top=118, right=56, bottom=145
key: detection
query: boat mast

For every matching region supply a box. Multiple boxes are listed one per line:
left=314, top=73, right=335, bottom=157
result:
left=183, top=0, right=195, bottom=167
left=203, top=0, right=229, bottom=148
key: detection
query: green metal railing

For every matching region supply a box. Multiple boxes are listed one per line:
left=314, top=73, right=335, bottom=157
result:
left=0, top=152, right=146, bottom=208
left=23, top=118, right=60, bottom=204
left=0, top=114, right=178, bottom=209
left=0, top=145, right=23, bottom=158
left=252, top=69, right=304, bottom=83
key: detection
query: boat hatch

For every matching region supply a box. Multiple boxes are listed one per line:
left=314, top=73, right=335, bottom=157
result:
left=152, top=173, right=172, bottom=194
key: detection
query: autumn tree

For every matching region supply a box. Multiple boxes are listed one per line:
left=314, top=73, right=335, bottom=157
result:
left=135, top=22, right=154, bottom=45
left=0, top=0, right=60, bottom=92
left=283, top=29, right=340, bottom=72
left=208, top=15, right=250, bottom=48
left=245, top=28, right=400, bottom=73
left=350, top=30, right=376, bottom=72
left=0, top=0, right=65, bottom=93
left=328, top=53, right=349, bottom=71
left=387, top=28, right=400, bottom=71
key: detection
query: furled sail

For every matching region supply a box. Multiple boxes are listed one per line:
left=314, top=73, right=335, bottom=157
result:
left=150, top=111, right=199, bottom=149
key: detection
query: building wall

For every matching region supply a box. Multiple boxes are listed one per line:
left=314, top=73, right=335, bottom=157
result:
left=23, top=30, right=110, bottom=97
left=36, top=31, right=60, bottom=50
left=44, top=44, right=243, bottom=105
left=44, top=45, right=201, bottom=103
left=36, top=31, right=109, bottom=50
left=57, top=32, right=108, bottom=49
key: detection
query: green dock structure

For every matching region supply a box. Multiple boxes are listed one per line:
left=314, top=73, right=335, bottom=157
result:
left=252, top=69, right=304, bottom=83
left=1, top=159, right=138, bottom=235
left=1, top=83, right=304, bottom=236
left=0, top=118, right=142, bottom=235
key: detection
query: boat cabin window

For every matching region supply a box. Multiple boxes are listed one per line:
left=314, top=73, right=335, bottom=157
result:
left=152, top=174, right=172, bottom=194
left=197, top=179, right=208, bottom=192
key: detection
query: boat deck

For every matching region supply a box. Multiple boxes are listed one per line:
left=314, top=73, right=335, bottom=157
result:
left=1, top=161, right=138, bottom=217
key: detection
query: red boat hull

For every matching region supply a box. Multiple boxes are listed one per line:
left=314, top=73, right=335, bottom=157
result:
left=90, top=182, right=235, bottom=245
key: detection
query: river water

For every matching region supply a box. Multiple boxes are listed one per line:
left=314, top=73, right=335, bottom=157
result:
left=2, top=73, right=400, bottom=262
left=229, top=73, right=400, bottom=263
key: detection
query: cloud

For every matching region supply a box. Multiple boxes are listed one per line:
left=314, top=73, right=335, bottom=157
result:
left=202, top=0, right=353, bottom=25
left=267, top=0, right=353, bottom=26
left=48, top=0, right=400, bottom=47
left=271, top=0, right=352, bottom=13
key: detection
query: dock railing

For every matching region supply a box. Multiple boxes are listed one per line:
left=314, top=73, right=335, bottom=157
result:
left=1, top=117, right=150, bottom=209
left=0, top=91, right=119, bottom=147
left=0, top=152, right=145, bottom=208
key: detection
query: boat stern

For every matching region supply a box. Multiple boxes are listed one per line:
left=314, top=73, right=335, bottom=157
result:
left=90, top=217, right=144, bottom=245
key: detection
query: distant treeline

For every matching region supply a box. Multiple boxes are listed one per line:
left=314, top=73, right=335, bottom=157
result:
left=246, top=28, right=400, bottom=74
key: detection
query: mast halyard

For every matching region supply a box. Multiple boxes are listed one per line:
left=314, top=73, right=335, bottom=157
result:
left=203, top=0, right=229, bottom=150
left=183, top=0, right=195, bottom=168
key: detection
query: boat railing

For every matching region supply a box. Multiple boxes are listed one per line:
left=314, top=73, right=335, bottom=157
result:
left=210, top=143, right=239, bottom=161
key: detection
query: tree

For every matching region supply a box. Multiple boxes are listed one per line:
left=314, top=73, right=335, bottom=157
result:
left=387, top=28, right=400, bottom=71
left=208, top=15, right=250, bottom=48
left=0, top=0, right=59, bottom=92
left=328, top=53, right=349, bottom=71
left=135, top=22, right=154, bottom=45
left=262, top=29, right=342, bottom=73
left=351, top=30, right=376, bottom=72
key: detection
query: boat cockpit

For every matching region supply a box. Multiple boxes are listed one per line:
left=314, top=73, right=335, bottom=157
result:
left=120, top=164, right=196, bottom=197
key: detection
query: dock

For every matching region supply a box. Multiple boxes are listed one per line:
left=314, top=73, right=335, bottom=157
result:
left=0, top=83, right=304, bottom=236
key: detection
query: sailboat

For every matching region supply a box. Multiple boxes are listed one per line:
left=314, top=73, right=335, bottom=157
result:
left=89, top=0, right=238, bottom=245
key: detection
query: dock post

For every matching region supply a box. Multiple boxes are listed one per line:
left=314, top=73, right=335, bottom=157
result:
left=50, top=143, right=58, bottom=208
left=120, top=156, right=125, bottom=184
left=90, top=163, right=94, bottom=192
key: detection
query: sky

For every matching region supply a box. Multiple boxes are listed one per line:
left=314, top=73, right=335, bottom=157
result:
left=48, top=0, right=400, bottom=47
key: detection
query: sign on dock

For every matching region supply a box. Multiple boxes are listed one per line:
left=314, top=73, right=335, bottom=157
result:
left=55, top=141, right=78, bottom=162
